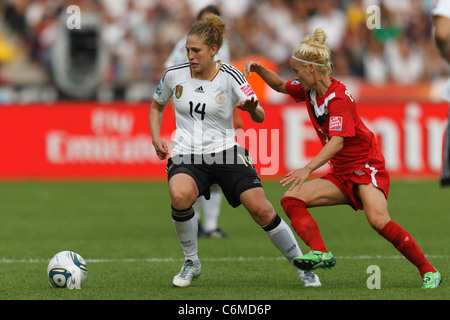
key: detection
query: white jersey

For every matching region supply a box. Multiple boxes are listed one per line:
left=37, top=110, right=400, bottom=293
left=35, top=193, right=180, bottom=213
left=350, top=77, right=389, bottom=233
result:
left=153, top=62, right=257, bottom=155
left=432, top=0, right=450, bottom=102
left=164, top=36, right=231, bottom=68
left=432, top=0, right=450, bottom=18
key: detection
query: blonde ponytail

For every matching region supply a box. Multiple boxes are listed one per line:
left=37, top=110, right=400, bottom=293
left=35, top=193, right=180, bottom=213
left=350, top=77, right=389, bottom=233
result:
left=292, top=28, right=332, bottom=74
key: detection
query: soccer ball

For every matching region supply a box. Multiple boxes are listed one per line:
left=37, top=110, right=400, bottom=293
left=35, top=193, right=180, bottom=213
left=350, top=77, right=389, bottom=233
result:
left=47, top=251, right=88, bottom=289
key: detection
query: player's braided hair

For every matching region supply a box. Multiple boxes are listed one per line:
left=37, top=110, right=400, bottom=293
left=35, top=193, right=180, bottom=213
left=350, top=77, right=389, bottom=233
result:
left=188, top=15, right=225, bottom=50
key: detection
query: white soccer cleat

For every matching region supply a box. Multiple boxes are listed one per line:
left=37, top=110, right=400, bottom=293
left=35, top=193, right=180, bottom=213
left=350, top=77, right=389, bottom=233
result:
left=172, top=259, right=201, bottom=287
left=298, top=270, right=321, bottom=287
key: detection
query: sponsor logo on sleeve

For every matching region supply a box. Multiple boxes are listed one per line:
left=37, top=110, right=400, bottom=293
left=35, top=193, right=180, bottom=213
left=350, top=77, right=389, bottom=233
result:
left=241, top=84, right=255, bottom=97
left=155, top=82, right=162, bottom=96
left=329, top=116, right=343, bottom=131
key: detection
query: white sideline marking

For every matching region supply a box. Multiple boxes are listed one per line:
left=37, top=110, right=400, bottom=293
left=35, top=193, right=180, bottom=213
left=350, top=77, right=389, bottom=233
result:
left=0, top=255, right=446, bottom=264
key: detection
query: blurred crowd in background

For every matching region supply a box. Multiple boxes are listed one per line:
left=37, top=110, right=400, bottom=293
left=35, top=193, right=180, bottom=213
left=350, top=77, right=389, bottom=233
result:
left=0, top=0, right=449, bottom=101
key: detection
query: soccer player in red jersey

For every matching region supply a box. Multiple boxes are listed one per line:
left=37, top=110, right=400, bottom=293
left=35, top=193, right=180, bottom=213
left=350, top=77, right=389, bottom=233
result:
left=243, top=28, right=442, bottom=288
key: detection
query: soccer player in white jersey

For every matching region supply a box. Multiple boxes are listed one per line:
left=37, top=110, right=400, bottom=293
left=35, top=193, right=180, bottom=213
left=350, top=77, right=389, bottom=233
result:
left=432, top=0, right=450, bottom=186
left=165, top=5, right=235, bottom=238
left=150, top=15, right=320, bottom=287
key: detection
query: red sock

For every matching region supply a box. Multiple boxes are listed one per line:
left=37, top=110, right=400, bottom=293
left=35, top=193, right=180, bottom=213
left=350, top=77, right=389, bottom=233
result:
left=378, top=220, right=435, bottom=276
left=280, top=196, right=328, bottom=252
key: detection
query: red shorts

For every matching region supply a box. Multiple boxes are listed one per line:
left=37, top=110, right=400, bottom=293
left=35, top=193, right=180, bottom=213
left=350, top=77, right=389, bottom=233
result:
left=322, top=163, right=390, bottom=211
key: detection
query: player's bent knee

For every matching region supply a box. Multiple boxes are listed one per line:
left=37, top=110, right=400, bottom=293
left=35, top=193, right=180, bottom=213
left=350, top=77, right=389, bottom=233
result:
left=240, top=188, right=276, bottom=226
left=249, top=202, right=276, bottom=226
left=283, top=189, right=298, bottom=198
left=365, top=209, right=390, bottom=232
left=282, top=190, right=308, bottom=205
left=170, top=188, right=197, bottom=210
left=168, top=176, right=198, bottom=209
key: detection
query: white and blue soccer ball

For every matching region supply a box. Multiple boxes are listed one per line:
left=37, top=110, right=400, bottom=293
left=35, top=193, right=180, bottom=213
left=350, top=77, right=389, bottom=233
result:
left=47, top=251, right=88, bottom=289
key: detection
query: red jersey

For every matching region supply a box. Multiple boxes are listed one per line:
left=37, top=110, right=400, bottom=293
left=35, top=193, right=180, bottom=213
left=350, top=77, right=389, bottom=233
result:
left=285, top=77, right=386, bottom=175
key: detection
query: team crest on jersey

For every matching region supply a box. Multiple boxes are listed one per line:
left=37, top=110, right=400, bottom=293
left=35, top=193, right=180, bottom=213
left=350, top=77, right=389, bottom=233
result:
left=175, top=85, right=183, bottom=99
left=215, top=91, right=225, bottom=104
left=329, top=116, right=343, bottom=131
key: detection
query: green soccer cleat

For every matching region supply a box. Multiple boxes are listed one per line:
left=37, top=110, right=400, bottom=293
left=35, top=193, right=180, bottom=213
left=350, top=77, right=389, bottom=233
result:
left=422, top=269, right=442, bottom=289
left=172, top=259, right=201, bottom=287
left=293, top=250, right=336, bottom=271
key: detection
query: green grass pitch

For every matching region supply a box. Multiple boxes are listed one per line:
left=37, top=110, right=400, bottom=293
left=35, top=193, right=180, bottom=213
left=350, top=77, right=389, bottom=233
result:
left=0, top=180, right=448, bottom=301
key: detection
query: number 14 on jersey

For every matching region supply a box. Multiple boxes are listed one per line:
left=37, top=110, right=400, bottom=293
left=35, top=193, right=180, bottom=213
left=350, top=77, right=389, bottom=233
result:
left=189, top=101, right=206, bottom=120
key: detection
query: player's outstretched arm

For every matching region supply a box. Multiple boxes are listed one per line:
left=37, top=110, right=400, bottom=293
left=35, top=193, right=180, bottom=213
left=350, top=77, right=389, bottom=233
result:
left=281, top=136, right=344, bottom=191
left=243, top=60, right=288, bottom=94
